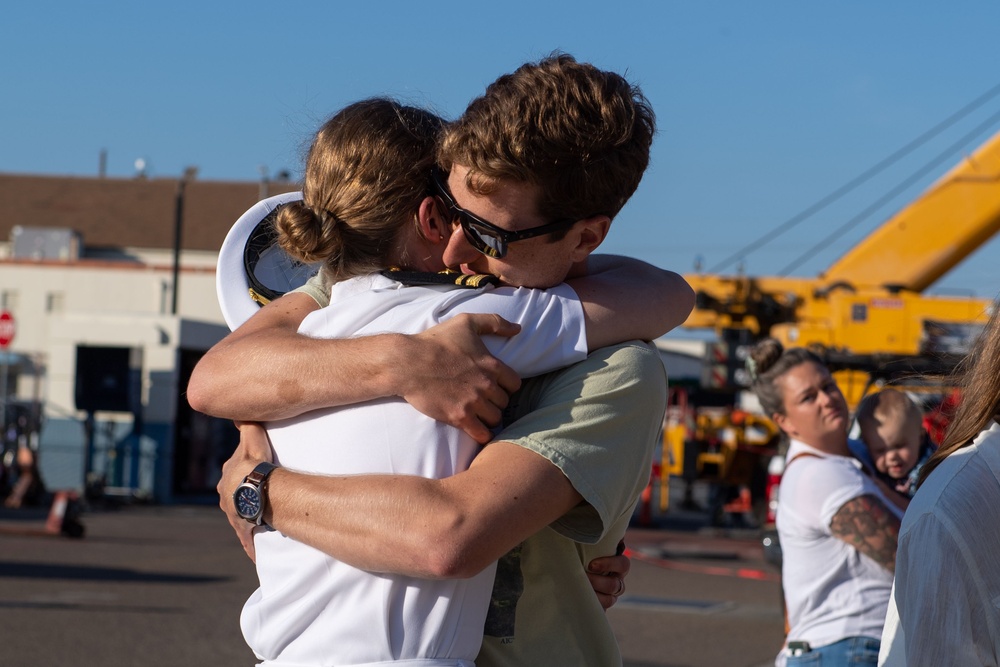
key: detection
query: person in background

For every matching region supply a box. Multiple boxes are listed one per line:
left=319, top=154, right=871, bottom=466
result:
left=747, top=338, right=902, bottom=666
left=879, top=305, right=1000, bottom=666
left=853, top=388, right=936, bottom=499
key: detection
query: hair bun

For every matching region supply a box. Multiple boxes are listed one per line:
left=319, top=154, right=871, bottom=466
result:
left=276, top=200, right=339, bottom=264
left=749, top=338, right=784, bottom=378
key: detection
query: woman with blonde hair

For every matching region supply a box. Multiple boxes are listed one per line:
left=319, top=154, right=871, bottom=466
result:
left=275, top=98, right=446, bottom=283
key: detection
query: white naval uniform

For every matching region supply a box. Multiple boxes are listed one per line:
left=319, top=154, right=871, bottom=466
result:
left=242, top=273, right=588, bottom=667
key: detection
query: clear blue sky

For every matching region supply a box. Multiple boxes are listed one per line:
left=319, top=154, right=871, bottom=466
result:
left=6, top=1, right=1000, bottom=301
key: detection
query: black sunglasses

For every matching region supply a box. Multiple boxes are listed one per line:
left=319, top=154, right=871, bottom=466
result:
left=431, top=167, right=578, bottom=259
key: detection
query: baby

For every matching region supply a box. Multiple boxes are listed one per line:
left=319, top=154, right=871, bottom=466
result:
left=854, top=388, right=936, bottom=498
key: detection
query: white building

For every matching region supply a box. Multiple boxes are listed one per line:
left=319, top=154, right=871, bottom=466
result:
left=0, top=173, right=296, bottom=501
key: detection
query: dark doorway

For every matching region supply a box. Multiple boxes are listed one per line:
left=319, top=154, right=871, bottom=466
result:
left=172, top=349, right=239, bottom=498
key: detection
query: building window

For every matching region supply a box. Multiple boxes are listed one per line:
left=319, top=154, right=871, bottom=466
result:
left=46, top=292, right=65, bottom=313
left=0, top=290, right=17, bottom=311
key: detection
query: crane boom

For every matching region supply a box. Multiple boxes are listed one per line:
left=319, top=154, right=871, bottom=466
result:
left=822, top=130, right=1000, bottom=292
left=671, top=129, right=1000, bottom=509
left=684, top=128, right=1000, bottom=367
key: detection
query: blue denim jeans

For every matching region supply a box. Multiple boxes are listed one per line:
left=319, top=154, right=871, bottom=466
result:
left=786, top=636, right=881, bottom=666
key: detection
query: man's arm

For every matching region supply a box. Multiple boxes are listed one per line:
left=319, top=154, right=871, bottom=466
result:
left=191, top=255, right=687, bottom=431
left=221, top=423, right=581, bottom=578
left=220, top=342, right=664, bottom=578
left=830, top=493, right=901, bottom=573
left=221, top=423, right=631, bottom=611
left=187, top=292, right=522, bottom=443
left=568, top=255, right=694, bottom=350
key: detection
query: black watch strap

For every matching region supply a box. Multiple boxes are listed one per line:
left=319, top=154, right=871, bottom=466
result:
left=246, top=461, right=277, bottom=487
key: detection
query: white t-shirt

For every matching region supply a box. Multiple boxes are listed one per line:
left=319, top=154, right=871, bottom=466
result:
left=879, top=420, right=1000, bottom=666
left=777, top=439, right=903, bottom=661
left=241, top=273, right=588, bottom=667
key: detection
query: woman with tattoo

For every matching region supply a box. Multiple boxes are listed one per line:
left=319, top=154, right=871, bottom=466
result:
left=747, top=338, right=903, bottom=667
left=878, top=306, right=1000, bottom=666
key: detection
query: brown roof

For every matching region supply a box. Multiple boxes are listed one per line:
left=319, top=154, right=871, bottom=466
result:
left=0, top=173, right=300, bottom=252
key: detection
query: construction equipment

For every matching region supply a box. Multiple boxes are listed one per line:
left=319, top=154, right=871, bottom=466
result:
left=650, top=129, right=1000, bottom=525
left=655, top=386, right=781, bottom=525
left=684, top=129, right=1000, bottom=401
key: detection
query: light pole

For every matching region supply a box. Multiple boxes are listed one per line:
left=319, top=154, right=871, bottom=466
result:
left=171, top=167, right=198, bottom=315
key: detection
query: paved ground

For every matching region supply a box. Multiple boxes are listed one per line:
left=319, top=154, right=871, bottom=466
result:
left=612, top=526, right=784, bottom=667
left=0, top=500, right=783, bottom=667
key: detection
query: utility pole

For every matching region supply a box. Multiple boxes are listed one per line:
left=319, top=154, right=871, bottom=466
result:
left=171, top=167, right=198, bottom=315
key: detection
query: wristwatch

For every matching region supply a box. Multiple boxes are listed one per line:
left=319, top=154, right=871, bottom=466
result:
left=233, top=462, right=278, bottom=525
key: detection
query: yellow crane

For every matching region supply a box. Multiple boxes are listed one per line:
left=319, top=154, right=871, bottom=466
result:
left=684, top=129, right=1000, bottom=403
left=646, top=130, right=1000, bottom=526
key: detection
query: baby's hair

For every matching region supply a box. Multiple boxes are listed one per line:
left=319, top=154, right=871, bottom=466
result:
left=856, top=388, right=922, bottom=432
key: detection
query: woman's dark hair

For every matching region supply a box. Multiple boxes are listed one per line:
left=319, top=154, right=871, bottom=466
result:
left=748, top=338, right=825, bottom=417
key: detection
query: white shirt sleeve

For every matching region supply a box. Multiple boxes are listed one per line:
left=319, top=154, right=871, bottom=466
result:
left=302, top=278, right=588, bottom=380
left=781, top=455, right=868, bottom=532
left=443, top=283, right=588, bottom=379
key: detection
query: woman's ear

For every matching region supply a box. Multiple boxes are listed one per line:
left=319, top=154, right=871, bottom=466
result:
left=406, top=196, right=448, bottom=272
left=773, top=412, right=794, bottom=437
left=417, top=196, right=449, bottom=245
left=568, top=215, right=611, bottom=262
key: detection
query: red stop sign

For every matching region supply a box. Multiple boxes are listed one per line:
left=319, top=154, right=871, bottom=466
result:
left=0, top=311, right=15, bottom=348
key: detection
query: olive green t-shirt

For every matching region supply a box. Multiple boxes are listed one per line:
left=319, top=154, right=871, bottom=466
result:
left=477, top=341, right=667, bottom=667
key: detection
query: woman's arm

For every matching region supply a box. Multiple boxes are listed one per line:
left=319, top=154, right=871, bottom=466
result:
left=187, top=292, right=522, bottom=443
left=567, top=255, right=695, bottom=350
left=830, top=493, right=901, bottom=573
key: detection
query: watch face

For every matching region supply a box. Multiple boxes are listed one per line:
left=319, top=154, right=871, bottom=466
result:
left=234, top=485, right=262, bottom=521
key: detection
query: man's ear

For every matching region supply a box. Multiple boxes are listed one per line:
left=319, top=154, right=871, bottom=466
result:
left=568, top=215, right=611, bottom=262
left=417, top=196, right=449, bottom=245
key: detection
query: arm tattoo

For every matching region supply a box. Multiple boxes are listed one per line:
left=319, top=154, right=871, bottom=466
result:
left=830, top=494, right=901, bottom=573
